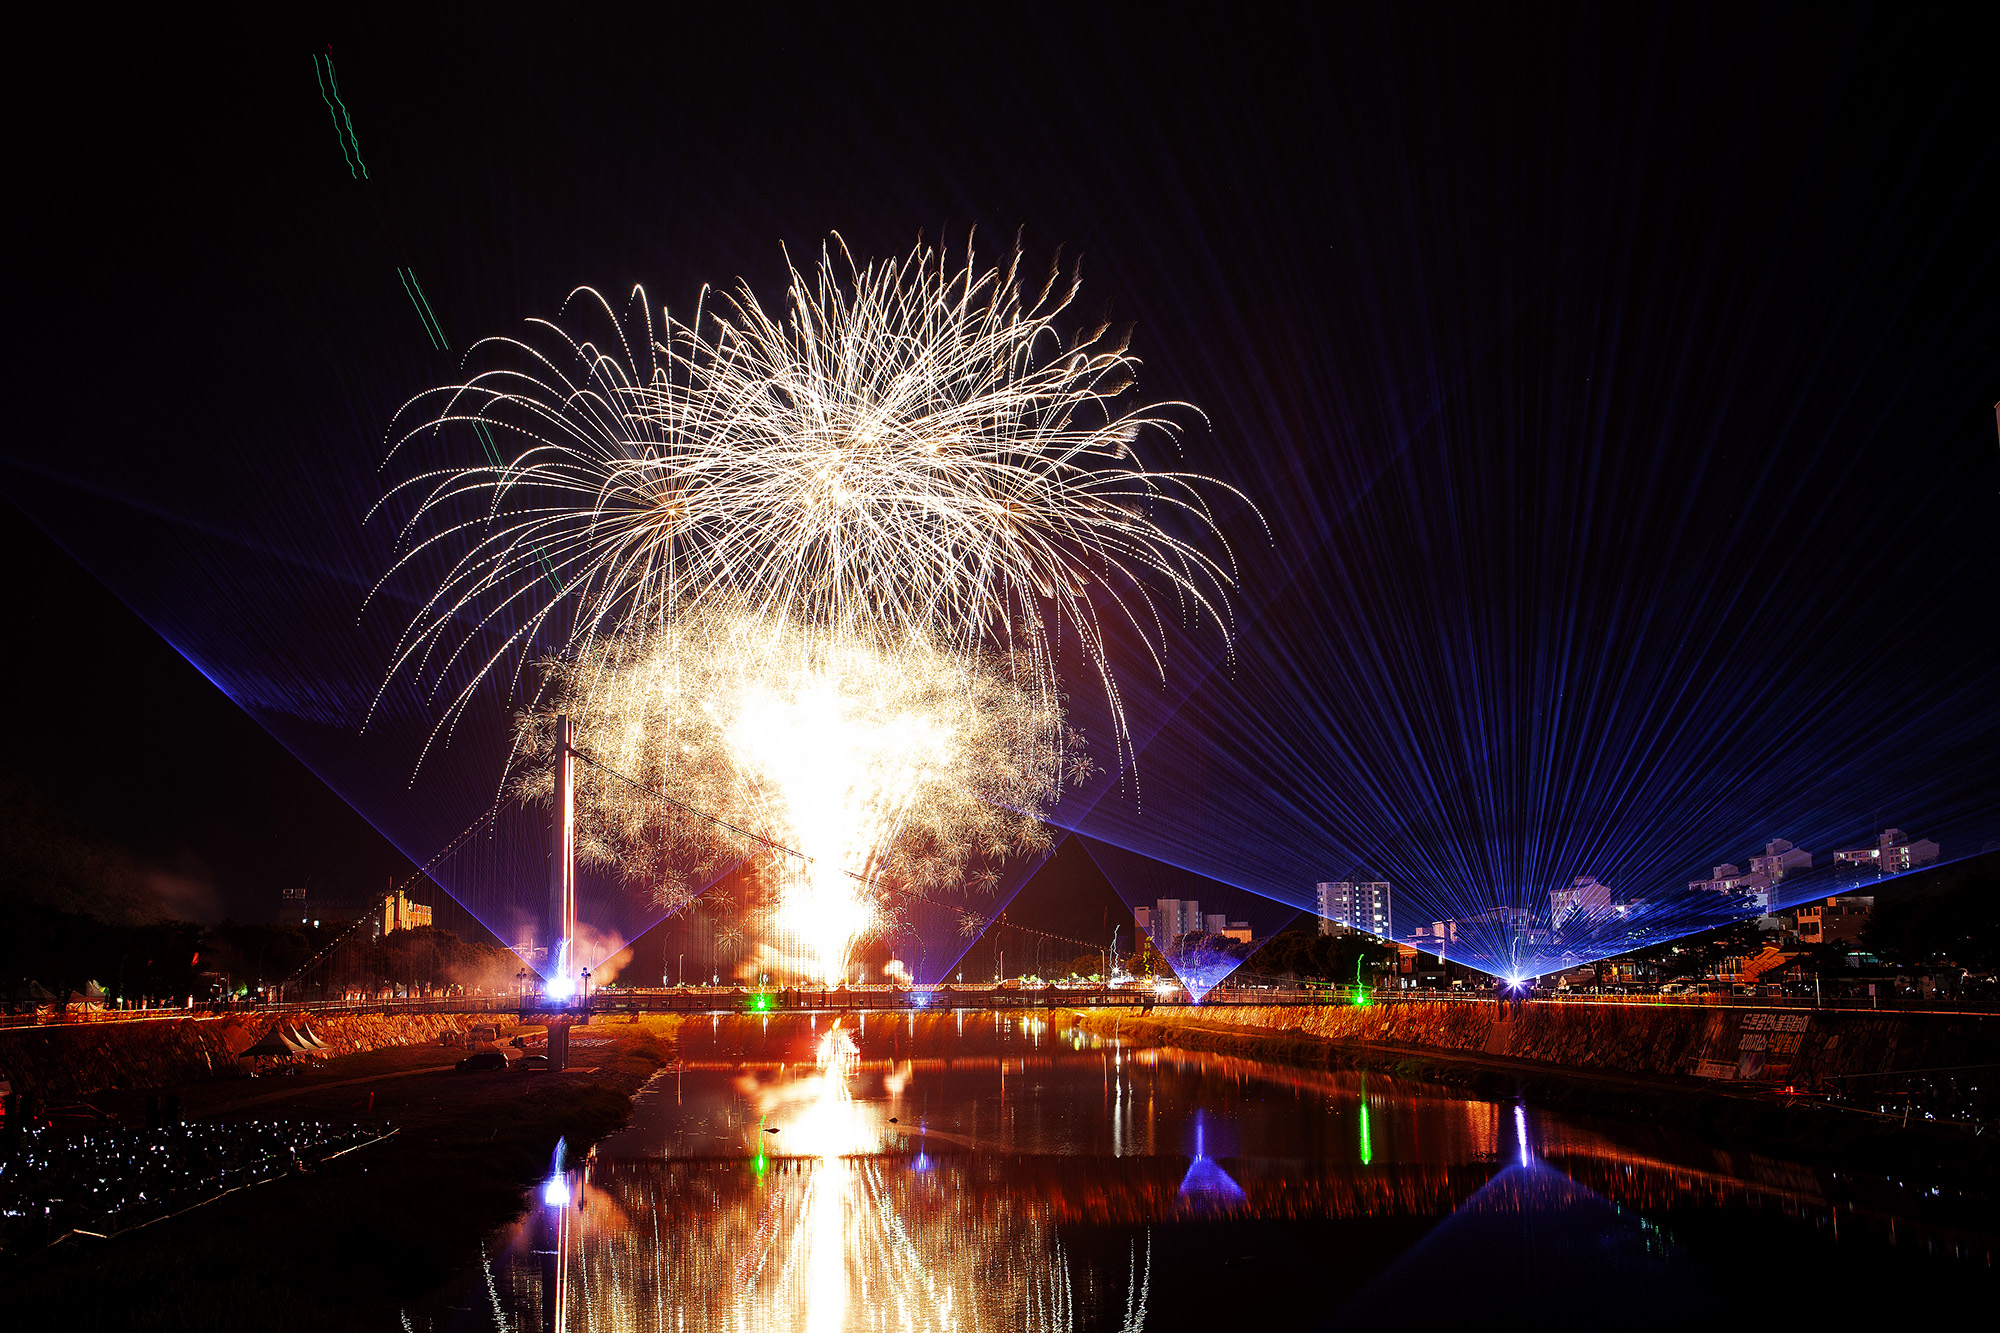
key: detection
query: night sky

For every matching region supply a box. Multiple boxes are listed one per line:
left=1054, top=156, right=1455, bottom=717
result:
left=5, top=7, right=1995, bottom=956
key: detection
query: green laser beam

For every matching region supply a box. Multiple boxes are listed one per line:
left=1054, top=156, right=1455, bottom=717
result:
left=470, top=420, right=563, bottom=591
left=470, top=420, right=504, bottom=468
left=409, top=271, right=446, bottom=347
left=397, top=267, right=447, bottom=350
left=311, top=53, right=368, bottom=179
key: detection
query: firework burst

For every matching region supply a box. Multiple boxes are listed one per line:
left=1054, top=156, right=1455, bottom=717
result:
left=373, top=236, right=1240, bottom=755
left=511, top=606, right=1070, bottom=981
left=373, top=236, right=1240, bottom=981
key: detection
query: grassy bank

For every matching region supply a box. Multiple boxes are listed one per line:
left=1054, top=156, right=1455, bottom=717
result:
left=1060, top=1008, right=2000, bottom=1184
left=8, top=1016, right=677, bottom=1330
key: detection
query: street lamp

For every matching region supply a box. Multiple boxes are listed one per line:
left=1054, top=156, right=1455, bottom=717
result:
left=581, top=968, right=592, bottom=1013
left=678, top=953, right=684, bottom=987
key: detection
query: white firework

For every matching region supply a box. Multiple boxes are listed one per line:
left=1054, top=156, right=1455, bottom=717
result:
left=371, top=235, right=1240, bottom=762
left=372, top=235, right=1241, bottom=982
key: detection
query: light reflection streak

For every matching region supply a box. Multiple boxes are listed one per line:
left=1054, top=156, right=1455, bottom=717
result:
left=438, top=1025, right=1995, bottom=1331
left=733, top=1023, right=1108, bottom=1329
left=462, top=1122, right=1985, bottom=1331
left=1177, top=1113, right=1246, bottom=1204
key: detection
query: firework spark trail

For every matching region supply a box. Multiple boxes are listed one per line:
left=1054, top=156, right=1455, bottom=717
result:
left=372, top=236, right=1240, bottom=756
left=375, top=236, right=1240, bottom=982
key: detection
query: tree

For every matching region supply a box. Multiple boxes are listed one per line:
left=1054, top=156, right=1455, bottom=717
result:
left=1237, top=922, right=1391, bottom=982
left=1862, top=874, right=2000, bottom=970
left=362, top=925, right=522, bottom=994
left=1612, top=918, right=1765, bottom=982
left=2, top=902, right=119, bottom=1013
left=1065, top=952, right=1103, bottom=978
left=1790, top=941, right=1850, bottom=977
left=210, top=921, right=317, bottom=995
left=0, top=771, right=158, bottom=925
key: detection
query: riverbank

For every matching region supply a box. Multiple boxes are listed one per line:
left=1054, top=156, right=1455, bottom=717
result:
left=7, top=1015, right=678, bottom=1330
left=0, top=1010, right=486, bottom=1103
left=1060, top=1006, right=2000, bottom=1183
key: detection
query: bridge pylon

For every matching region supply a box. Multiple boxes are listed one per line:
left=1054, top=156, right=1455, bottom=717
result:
left=549, top=713, right=576, bottom=990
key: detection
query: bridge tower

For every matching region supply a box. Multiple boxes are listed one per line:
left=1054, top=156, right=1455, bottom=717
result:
left=550, top=714, right=576, bottom=985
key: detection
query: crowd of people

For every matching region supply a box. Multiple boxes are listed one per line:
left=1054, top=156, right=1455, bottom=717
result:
left=0, top=1114, right=387, bottom=1250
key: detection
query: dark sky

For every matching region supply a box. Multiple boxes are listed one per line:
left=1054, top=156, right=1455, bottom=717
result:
left=4, top=6, right=1996, bottom=947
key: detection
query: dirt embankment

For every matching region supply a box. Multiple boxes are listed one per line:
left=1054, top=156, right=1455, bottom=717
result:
left=0, top=1011, right=482, bottom=1103
left=1174, top=999, right=2000, bottom=1087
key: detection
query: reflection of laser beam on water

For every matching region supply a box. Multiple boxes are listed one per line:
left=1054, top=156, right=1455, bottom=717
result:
left=541, top=1137, right=571, bottom=1206
left=1333, top=1158, right=1703, bottom=1322
left=1176, top=1111, right=1246, bottom=1205
left=537, top=1137, right=573, bottom=1333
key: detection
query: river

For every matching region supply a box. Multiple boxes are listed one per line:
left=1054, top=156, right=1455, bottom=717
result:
left=413, top=1011, right=1992, bottom=1330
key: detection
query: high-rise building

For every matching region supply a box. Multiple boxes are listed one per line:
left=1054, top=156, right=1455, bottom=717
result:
left=1139, top=899, right=1203, bottom=947
left=1688, top=862, right=1775, bottom=911
left=1832, top=829, right=1939, bottom=876
left=1408, top=919, right=1458, bottom=949
left=1795, top=896, right=1874, bottom=946
left=379, top=889, right=434, bottom=937
left=1748, top=838, right=1813, bottom=880
left=1316, top=881, right=1392, bottom=937
left=1549, top=876, right=1614, bottom=929
left=1203, top=913, right=1229, bottom=936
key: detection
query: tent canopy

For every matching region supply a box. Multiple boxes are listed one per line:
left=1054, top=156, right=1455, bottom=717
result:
left=238, top=1024, right=312, bottom=1058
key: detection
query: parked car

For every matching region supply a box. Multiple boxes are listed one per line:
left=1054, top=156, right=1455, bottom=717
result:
left=516, top=1054, right=551, bottom=1071
left=454, top=1049, right=509, bottom=1072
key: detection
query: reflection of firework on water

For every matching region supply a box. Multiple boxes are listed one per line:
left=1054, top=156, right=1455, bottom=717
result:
left=376, top=236, right=1238, bottom=982
left=518, top=1159, right=1115, bottom=1332
left=492, top=1033, right=1150, bottom=1332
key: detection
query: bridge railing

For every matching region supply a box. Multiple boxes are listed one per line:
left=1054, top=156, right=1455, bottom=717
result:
left=7, top=983, right=1991, bottom=1027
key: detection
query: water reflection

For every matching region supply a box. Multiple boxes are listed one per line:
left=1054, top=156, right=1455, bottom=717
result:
left=418, top=1015, right=1994, bottom=1331
left=1176, top=1113, right=1246, bottom=1204
left=1336, top=1160, right=1703, bottom=1324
